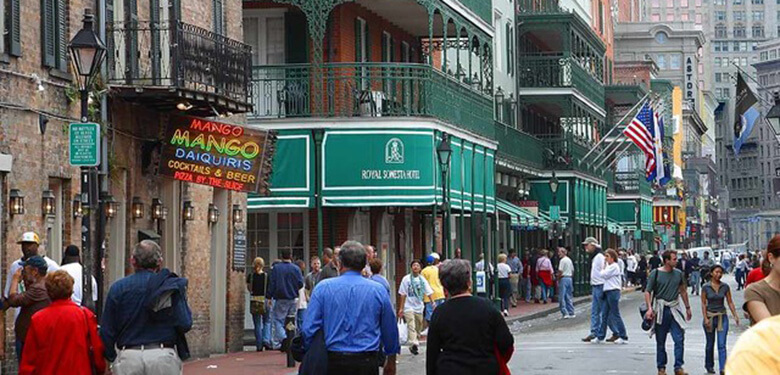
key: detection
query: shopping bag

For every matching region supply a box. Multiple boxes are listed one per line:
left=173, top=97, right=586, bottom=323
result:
left=397, top=318, right=408, bottom=345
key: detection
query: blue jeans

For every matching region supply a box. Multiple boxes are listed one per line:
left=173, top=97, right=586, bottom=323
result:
left=590, top=284, right=606, bottom=336
left=559, top=277, right=575, bottom=316
left=271, top=299, right=298, bottom=349
left=704, top=315, right=729, bottom=372
left=539, top=281, right=550, bottom=301
left=15, top=338, right=23, bottom=363
left=656, top=307, right=685, bottom=371
left=425, top=299, right=445, bottom=321
left=599, top=289, right=627, bottom=340
left=297, top=308, right=306, bottom=335
left=689, top=272, right=701, bottom=295
left=251, top=312, right=271, bottom=350
left=522, top=277, right=532, bottom=302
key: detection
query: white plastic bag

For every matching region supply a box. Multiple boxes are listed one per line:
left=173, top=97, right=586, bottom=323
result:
left=397, top=318, right=408, bottom=345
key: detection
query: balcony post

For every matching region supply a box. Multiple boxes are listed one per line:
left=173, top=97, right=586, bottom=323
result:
left=442, top=19, right=448, bottom=74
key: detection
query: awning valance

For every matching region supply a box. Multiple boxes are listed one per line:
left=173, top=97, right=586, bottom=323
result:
left=248, top=130, right=314, bottom=210
left=607, top=218, right=627, bottom=234
left=496, top=199, right=550, bottom=229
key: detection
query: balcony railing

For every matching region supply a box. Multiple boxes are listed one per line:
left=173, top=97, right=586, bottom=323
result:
left=494, top=122, right=545, bottom=169
left=518, top=54, right=605, bottom=106
left=517, top=0, right=563, bottom=14
left=250, top=63, right=494, bottom=138
left=614, top=171, right=652, bottom=196
left=107, top=21, right=252, bottom=104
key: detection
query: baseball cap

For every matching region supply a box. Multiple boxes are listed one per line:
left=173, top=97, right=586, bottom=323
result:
left=581, top=237, right=601, bottom=248
left=20, top=256, right=48, bottom=273
left=430, top=252, right=440, bottom=260
left=64, top=245, right=80, bottom=258
left=17, top=232, right=40, bottom=244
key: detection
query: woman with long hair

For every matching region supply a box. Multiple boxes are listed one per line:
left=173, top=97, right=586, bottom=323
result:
left=595, top=249, right=628, bottom=344
left=701, top=264, right=740, bottom=375
left=744, top=235, right=780, bottom=324
left=497, top=253, right=512, bottom=317
left=246, top=257, right=271, bottom=351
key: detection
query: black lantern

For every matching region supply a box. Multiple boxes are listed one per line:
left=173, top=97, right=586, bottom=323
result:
left=183, top=201, right=195, bottom=221
left=208, top=204, right=220, bottom=224
left=549, top=171, right=559, bottom=195
left=102, top=194, right=118, bottom=219
left=232, top=204, right=243, bottom=223
left=437, top=133, right=452, bottom=170
left=151, top=198, right=163, bottom=220
left=73, top=194, right=83, bottom=218
left=766, top=92, right=780, bottom=136
left=131, top=197, right=144, bottom=219
left=68, top=9, right=106, bottom=91
left=9, top=189, right=24, bottom=216
left=42, top=190, right=56, bottom=216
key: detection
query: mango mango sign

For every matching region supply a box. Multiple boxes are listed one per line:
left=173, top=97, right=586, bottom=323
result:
left=158, top=116, right=275, bottom=193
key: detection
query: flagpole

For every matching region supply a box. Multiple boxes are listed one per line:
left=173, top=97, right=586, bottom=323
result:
left=596, top=140, right=635, bottom=171
left=732, top=63, right=775, bottom=107
left=581, top=93, right=650, bottom=163
left=589, top=95, right=663, bottom=167
left=604, top=142, right=636, bottom=170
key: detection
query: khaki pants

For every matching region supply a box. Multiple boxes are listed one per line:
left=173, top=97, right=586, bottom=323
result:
left=112, top=347, right=182, bottom=375
left=403, top=311, right=424, bottom=346
left=509, top=274, right=520, bottom=306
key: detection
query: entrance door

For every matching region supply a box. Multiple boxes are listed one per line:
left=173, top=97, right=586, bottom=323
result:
left=244, top=10, right=286, bottom=117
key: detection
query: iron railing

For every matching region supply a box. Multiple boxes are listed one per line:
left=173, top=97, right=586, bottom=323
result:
left=493, top=122, right=545, bottom=169
left=614, top=171, right=652, bottom=196
left=518, top=54, right=605, bottom=106
left=106, top=21, right=252, bottom=103
left=250, top=63, right=494, bottom=138
left=517, top=0, right=563, bottom=14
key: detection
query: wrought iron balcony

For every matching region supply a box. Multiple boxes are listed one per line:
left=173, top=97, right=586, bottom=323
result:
left=493, top=122, right=545, bottom=169
left=106, top=21, right=252, bottom=114
left=250, top=63, right=494, bottom=138
left=613, top=171, right=652, bottom=196
left=518, top=54, right=605, bottom=107
left=517, top=0, right=564, bottom=14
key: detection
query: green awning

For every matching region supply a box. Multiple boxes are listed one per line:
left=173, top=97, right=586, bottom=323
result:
left=248, top=130, right=314, bottom=210
left=607, top=218, right=627, bottom=234
left=496, top=199, right=549, bottom=229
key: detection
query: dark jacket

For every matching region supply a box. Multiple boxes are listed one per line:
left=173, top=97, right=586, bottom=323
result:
left=296, top=329, right=327, bottom=375
left=144, top=269, right=193, bottom=360
left=268, top=261, right=304, bottom=300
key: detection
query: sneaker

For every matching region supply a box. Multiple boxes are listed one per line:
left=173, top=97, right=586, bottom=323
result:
left=420, top=328, right=429, bottom=336
left=502, top=310, right=509, bottom=317
left=615, top=338, right=628, bottom=345
left=673, top=368, right=688, bottom=375
left=581, top=334, right=596, bottom=342
left=569, top=314, right=576, bottom=319
left=705, top=369, right=716, bottom=375
left=657, top=369, right=667, bottom=375
left=562, top=315, right=570, bottom=319
left=606, top=335, right=619, bottom=343
left=410, top=344, right=419, bottom=355
left=590, top=338, right=603, bottom=344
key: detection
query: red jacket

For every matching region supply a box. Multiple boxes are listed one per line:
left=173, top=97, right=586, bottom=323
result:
left=20, top=299, right=106, bottom=375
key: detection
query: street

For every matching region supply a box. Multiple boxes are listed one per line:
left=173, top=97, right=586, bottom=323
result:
left=397, top=275, right=748, bottom=375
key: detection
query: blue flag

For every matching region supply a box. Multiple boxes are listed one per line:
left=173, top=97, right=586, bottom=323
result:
left=734, top=73, right=760, bottom=156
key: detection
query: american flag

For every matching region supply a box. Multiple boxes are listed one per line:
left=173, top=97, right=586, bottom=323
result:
left=623, top=102, right=656, bottom=179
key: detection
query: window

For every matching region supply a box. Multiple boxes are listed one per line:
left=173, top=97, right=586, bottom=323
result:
left=716, top=25, right=727, bottom=37
left=653, top=0, right=660, bottom=6
left=771, top=49, right=778, bottom=59
left=715, top=57, right=722, bottom=67
left=777, top=25, right=780, bottom=37
left=777, top=11, right=780, bottom=21
left=742, top=57, right=748, bottom=66
left=696, top=14, right=703, bottom=24
left=656, top=54, right=666, bottom=69
left=667, top=0, right=674, bottom=5
left=507, top=24, right=514, bottom=76
left=715, top=11, right=726, bottom=21
left=734, top=11, right=745, bottom=22
left=723, top=87, right=731, bottom=97
left=753, top=11, right=764, bottom=21
left=716, top=72, right=723, bottom=82
left=494, top=12, right=503, bottom=72
left=714, top=42, right=722, bottom=52
left=652, top=13, right=661, bottom=21
left=753, top=25, right=765, bottom=38
left=681, top=13, right=689, bottom=21
left=753, top=0, right=763, bottom=3
left=41, top=0, right=69, bottom=70
left=670, top=54, right=681, bottom=69
left=666, top=12, right=675, bottom=21
left=277, top=213, right=305, bottom=261
left=734, top=0, right=743, bottom=4
left=734, top=26, right=747, bottom=38
left=3, top=0, right=20, bottom=56
left=213, top=0, right=224, bottom=35
left=681, top=0, right=689, bottom=5
left=714, top=0, right=725, bottom=4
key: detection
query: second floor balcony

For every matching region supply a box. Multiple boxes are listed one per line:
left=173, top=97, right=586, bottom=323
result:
left=518, top=53, right=605, bottom=107
left=107, top=21, right=252, bottom=115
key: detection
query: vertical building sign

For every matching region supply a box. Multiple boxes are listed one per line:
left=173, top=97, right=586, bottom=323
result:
left=685, top=56, right=695, bottom=105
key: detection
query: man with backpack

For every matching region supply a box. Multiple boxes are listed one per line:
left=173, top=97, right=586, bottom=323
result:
left=100, top=240, right=193, bottom=375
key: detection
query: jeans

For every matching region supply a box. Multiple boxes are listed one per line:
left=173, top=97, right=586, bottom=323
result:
left=704, top=315, right=729, bottom=372
left=590, top=284, right=606, bottom=337
left=559, top=277, right=575, bottom=317
left=499, top=278, right=512, bottom=310
left=271, top=299, right=298, bottom=349
left=297, top=308, right=306, bottom=335
left=539, top=281, right=550, bottom=302
left=15, top=338, right=23, bottom=363
left=656, top=306, right=685, bottom=371
left=251, top=312, right=271, bottom=350
left=735, top=270, right=745, bottom=290
left=522, top=277, right=532, bottom=302
left=599, top=289, right=627, bottom=340
left=689, top=272, right=701, bottom=295
left=424, top=299, right=444, bottom=321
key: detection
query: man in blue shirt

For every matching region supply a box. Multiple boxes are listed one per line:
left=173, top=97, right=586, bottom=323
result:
left=100, top=240, right=192, bottom=374
left=267, top=248, right=304, bottom=350
left=303, top=241, right=399, bottom=375
left=508, top=250, right=522, bottom=307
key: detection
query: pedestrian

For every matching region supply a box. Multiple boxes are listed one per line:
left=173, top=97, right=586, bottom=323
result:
left=497, top=253, right=512, bottom=316
left=582, top=237, right=608, bottom=343
left=19, top=270, right=106, bottom=375
left=689, top=252, right=701, bottom=296
left=722, top=253, right=732, bottom=275
left=536, top=250, right=554, bottom=304
left=422, top=253, right=446, bottom=325
left=744, top=235, right=780, bottom=324
left=2, top=255, right=51, bottom=362
left=363, top=245, right=376, bottom=277
left=369, top=258, right=391, bottom=294
left=618, top=250, right=627, bottom=288
left=426, top=259, right=514, bottom=375
left=701, top=264, right=740, bottom=375
left=701, top=251, right=715, bottom=285
left=100, top=240, right=193, bottom=374
left=296, top=259, right=309, bottom=335
left=318, top=248, right=339, bottom=284
left=735, top=254, right=749, bottom=290
left=557, top=247, right=575, bottom=319
left=246, top=257, right=271, bottom=351
left=454, top=248, right=462, bottom=259
left=268, top=248, right=304, bottom=351
left=302, top=241, right=399, bottom=374
left=744, top=250, right=769, bottom=288
left=305, top=256, right=321, bottom=298
left=596, top=249, right=628, bottom=344
left=638, top=254, right=649, bottom=291
left=529, top=249, right=540, bottom=303
left=59, top=245, right=98, bottom=306
left=508, top=250, right=522, bottom=308
left=521, top=252, right=532, bottom=303
left=398, top=259, right=433, bottom=355
left=644, top=250, right=692, bottom=375
left=725, top=314, right=780, bottom=374
left=649, top=251, right=662, bottom=270
left=5, top=233, right=59, bottom=307
left=626, top=250, right=637, bottom=287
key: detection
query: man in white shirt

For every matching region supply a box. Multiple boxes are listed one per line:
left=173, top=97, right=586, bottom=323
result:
left=581, top=237, right=612, bottom=342
left=626, top=250, right=638, bottom=286
left=397, top=260, right=433, bottom=356
left=59, top=245, right=98, bottom=305
left=4, top=232, right=60, bottom=306
left=557, top=247, right=575, bottom=319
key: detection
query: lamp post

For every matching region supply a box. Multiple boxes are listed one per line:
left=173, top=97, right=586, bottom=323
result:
left=766, top=92, right=780, bottom=139
left=69, top=8, right=106, bottom=312
left=549, top=171, right=560, bottom=248
left=437, top=133, right=453, bottom=258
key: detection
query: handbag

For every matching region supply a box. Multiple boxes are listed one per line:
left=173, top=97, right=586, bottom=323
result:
left=397, top=318, right=408, bottom=345
left=250, top=273, right=267, bottom=315
left=639, top=269, right=659, bottom=331
left=80, top=307, right=99, bottom=375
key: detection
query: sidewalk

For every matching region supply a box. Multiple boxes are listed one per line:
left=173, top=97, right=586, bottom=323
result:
left=183, top=288, right=638, bottom=375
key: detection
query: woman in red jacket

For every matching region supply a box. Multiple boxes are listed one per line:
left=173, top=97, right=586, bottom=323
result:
left=20, top=270, right=106, bottom=375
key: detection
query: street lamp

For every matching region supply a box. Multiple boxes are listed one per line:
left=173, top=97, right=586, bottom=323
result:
left=495, top=87, right=505, bottom=123
left=549, top=171, right=560, bottom=248
left=437, top=133, right=452, bottom=258
left=41, top=190, right=56, bottom=217
left=766, top=92, right=780, bottom=137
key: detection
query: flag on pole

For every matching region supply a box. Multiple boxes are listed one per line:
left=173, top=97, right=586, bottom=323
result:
left=653, top=109, right=672, bottom=186
left=623, top=102, right=656, bottom=181
left=734, top=72, right=760, bottom=156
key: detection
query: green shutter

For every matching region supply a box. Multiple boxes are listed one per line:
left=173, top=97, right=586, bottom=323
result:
left=354, top=18, right=361, bottom=62
left=42, top=0, right=56, bottom=67
left=365, top=23, right=370, bottom=61
left=285, top=12, right=308, bottom=64
left=150, top=0, right=161, bottom=82
left=213, top=0, right=224, bottom=35
left=9, top=0, right=21, bottom=56
left=127, top=0, right=138, bottom=80
left=57, top=0, right=68, bottom=70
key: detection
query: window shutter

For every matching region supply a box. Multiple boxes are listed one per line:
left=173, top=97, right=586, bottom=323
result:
left=390, top=37, right=395, bottom=62
left=127, top=0, right=138, bottom=80
left=354, top=18, right=361, bottom=62
left=365, top=23, right=370, bottom=61
left=57, top=0, right=69, bottom=70
left=106, top=0, right=114, bottom=77
left=381, top=34, right=388, bottom=62
left=150, top=0, right=161, bottom=82
left=9, top=0, right=21, bottom=56
left=42, top=0, right=57, bottom=67
left=213, top=0, right=224, bottom=35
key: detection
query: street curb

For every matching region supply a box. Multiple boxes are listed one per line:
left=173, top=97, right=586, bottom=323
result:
left=505, top=287, right=640, bottom=325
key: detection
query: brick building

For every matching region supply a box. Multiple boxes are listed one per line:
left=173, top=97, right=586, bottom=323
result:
left=0, top=0, right=253, bottom=370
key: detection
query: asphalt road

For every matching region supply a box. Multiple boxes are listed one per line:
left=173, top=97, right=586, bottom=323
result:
left=397, top=274, right=748, bottom=375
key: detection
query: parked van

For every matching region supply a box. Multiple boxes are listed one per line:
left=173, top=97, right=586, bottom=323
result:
left=685, top=246, right=714, bottom=260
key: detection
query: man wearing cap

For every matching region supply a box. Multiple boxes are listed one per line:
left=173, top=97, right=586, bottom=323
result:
left=421, top=253, right=445, bottom=325
left=60, top=245, right=98, bottom=305
left=581, top=237, right=614, bottom=343
left=2, top=255, right=52, bottom=362
left=5, top=232, right=59, bottom=310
